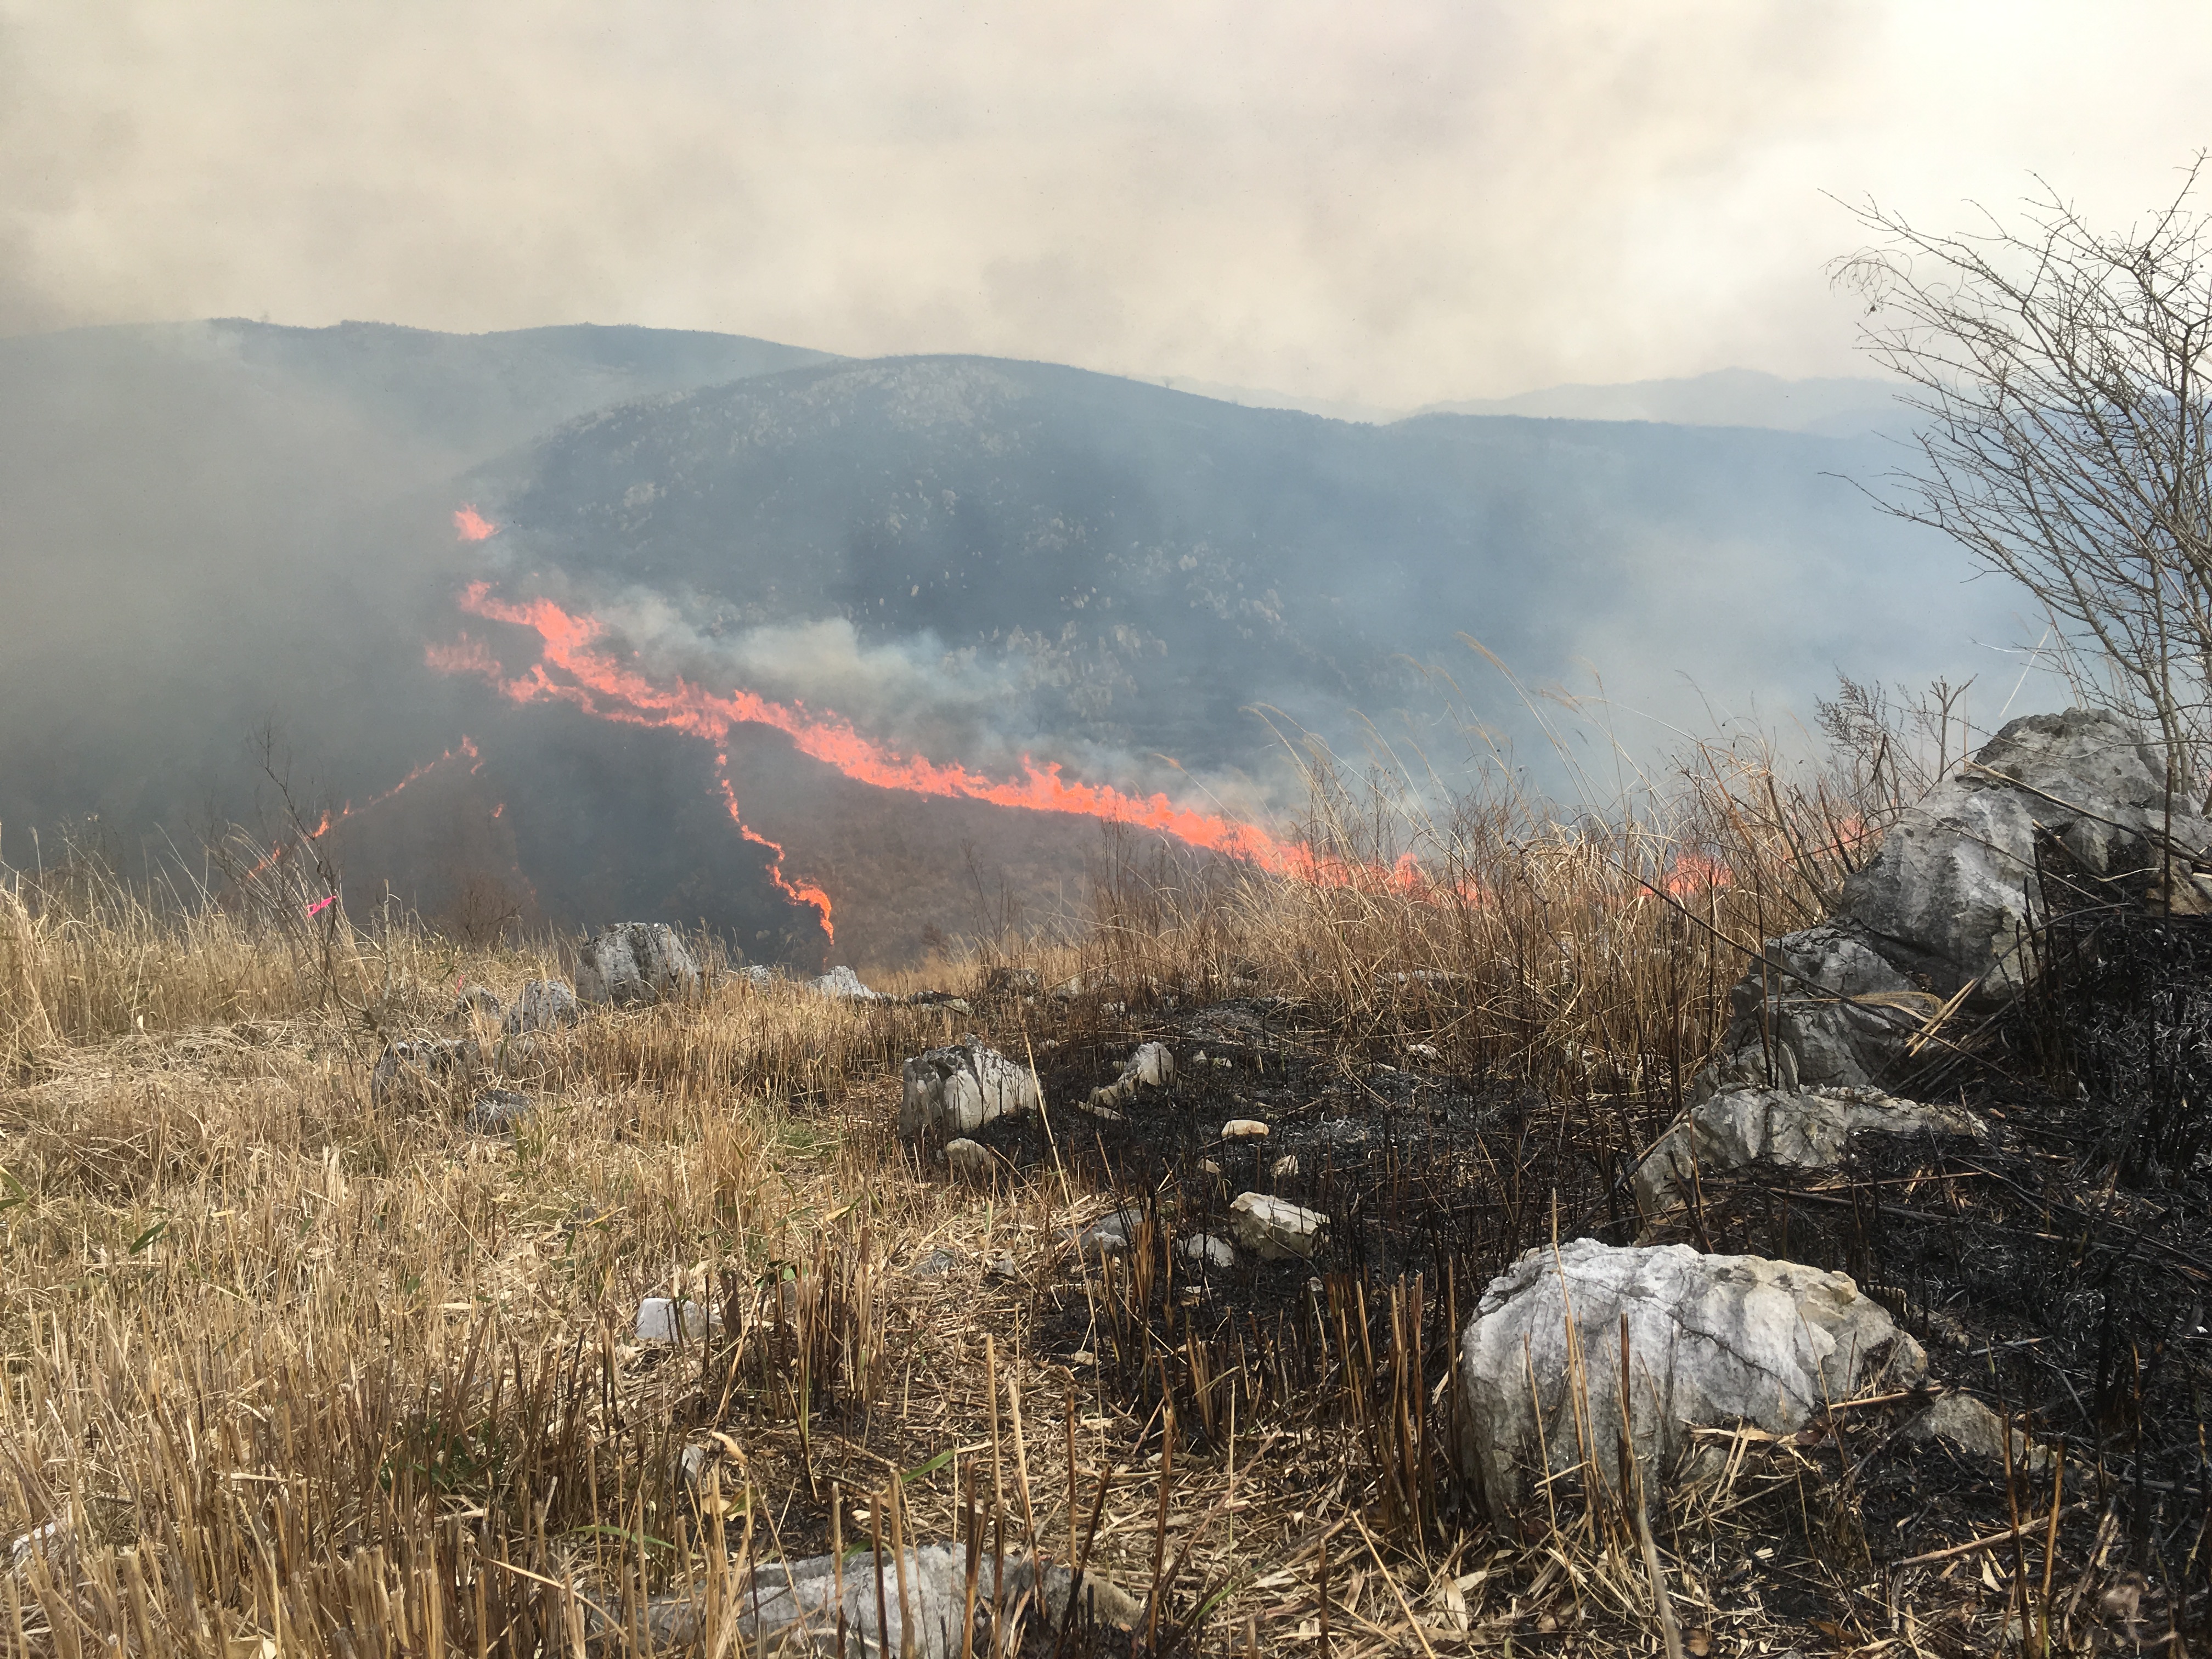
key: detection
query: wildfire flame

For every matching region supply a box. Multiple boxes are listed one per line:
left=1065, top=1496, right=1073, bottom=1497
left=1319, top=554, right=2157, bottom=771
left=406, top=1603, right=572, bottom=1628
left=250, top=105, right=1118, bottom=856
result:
left=244, top=737, right=484, bottom=881
left=1663, top=850, right=1733, bottom=897
left=454, top=505, right=498, bottom=542
left=431, top=583, right=1330, bottom=905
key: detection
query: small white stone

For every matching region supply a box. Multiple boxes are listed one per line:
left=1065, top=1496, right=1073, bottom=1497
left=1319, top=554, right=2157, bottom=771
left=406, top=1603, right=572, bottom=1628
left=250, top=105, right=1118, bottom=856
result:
left=678, top=1444, right=712, bottom=1488
left=636, top=1297, right=718, bottom=1343
left=1221, top=1119, right=1269, bottom=1139
left=1229, top=1193, right=1328, bottom=1260
left=944, top=1138, right=997, bottom=1179
left=1180, top=1233, right=1237, bottom=1269
left=1087, top=1042, right=1175, bottom=1109
left=1077, top=1208, right=1142, bottom=1256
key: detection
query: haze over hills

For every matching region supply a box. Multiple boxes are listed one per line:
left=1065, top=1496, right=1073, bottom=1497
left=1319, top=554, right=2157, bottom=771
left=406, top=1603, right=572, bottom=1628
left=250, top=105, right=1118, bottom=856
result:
left=0, top=319, right=2021, bottom=965
left=1153, top=367, right=1908, bottom=436
left=1417, top=368, right=1908, bottom=436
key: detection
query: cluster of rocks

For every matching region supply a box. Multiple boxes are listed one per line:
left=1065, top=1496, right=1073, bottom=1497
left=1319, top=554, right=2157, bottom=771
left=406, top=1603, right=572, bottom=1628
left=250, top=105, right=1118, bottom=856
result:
left=893, top=1021, right=1335, bottom=1271
left=370, top=921, right=701, bottom=1127
left=1457, top=709, right=2210, bottom=1519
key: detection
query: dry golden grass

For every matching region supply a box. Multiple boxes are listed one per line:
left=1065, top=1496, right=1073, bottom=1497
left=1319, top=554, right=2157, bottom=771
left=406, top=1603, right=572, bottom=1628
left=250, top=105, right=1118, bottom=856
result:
left=0, top=726, right=1938, bottom=1656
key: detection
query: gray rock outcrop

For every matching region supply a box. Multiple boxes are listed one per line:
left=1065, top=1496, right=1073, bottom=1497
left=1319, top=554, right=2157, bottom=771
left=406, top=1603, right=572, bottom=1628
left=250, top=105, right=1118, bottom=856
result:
left=1692, top=922, right=1932, bottom=1099
left=898, top=1038, right=1041, bottom=1139
left=574, top=923, right=700, bottom=1007
left=504, top=978, right=579, bottom=1035
left=813, top=964, right=885, bottom=1001
left=370, top=1037, right=481, bottom=1107
left=1634, top=1085, right=1984, bottom=1220
left=1694, top=709, right=2212, bottom=1105
left=1458, top=1239, right=1924, bottom=1516
left=1843, top=708, right=2211, bottom=1004
left=610, top=1544, right=1138, bottom=1657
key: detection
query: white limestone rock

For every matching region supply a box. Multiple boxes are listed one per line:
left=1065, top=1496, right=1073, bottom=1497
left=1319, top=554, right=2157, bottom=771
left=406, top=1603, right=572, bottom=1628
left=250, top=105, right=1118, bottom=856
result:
left=899, top=1038, right=1041, bottom=1140
left=635, top=1297, right=718, bottom=1344
left=462, top=1088, right=535, bottom=1135
left=448, top=985, right=503, bottom=1021
left=614, top=1544, right=1138, bottom=1656
left=1844, top=708, right=2212, bottom=1005
left=943, top=1137, right=998, bottom=1180
left=1692, top=922, right=1929, bottom=1101
left=1076, top=1206, right=1145, bottom=1257
left=1904, top=1391, right=2059, bottom=1476
left=1180, top=1233, right=1237, bottom=1269
left=813, top=964, right=887, bottom=1001
left=503, top=978, right=579, bottom=1035
left=1088, top=1042, right=1175, bottom=1109
left=1634, top=1085, right=1985, bottom=1219
left=1458, top=1239, right=1924, bottom=1517
left=370, top=1037, right=480, bottom=1107
left=574, top=923, right=700, bottom=1007
left=1228, top=1192, right=1327, bottom=1260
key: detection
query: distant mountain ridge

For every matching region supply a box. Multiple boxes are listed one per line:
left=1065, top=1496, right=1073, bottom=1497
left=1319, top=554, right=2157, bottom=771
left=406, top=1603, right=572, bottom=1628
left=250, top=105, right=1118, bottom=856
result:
left=1139, top=365, right=1909, bottom=437
left=1417, top=367, right=1907, bottom=436
left=0, top=319, right=2013, bottom=964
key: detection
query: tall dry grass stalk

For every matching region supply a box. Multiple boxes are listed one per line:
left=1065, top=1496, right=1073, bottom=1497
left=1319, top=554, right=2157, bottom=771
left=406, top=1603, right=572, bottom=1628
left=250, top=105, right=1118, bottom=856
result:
left=1071, top=724, right=1896, bottom=1101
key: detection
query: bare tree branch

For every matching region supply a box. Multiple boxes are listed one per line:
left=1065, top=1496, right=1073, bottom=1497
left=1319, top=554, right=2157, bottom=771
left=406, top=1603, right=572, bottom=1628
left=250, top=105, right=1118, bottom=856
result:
left=1833, top=158, right=2212, bottom=806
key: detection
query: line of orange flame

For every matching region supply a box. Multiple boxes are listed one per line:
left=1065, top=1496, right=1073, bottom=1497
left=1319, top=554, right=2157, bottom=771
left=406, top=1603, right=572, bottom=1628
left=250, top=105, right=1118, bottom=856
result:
left=436, top=584, right=1350, bottom=890
left=242, top=737, right=484, bottom=881
left=454, top=505, right=498, bottom=542
left=425, top=579, right=1758, bottom=929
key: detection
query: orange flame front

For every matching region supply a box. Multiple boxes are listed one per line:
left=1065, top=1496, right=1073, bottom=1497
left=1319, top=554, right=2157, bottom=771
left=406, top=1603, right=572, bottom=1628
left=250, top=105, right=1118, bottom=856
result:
left=454, top=506, right=498, bottom=542
left=425, top=583, right=1374, bottom=930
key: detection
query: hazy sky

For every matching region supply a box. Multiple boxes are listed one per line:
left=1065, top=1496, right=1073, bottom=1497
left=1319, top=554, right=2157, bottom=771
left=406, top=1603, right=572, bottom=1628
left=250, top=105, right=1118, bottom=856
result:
left=5, top=1, right=2211, bottom=406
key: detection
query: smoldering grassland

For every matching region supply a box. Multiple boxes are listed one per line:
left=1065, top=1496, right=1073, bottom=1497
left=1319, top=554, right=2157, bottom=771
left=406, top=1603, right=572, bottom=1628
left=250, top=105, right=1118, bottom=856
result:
left=1, top=720, right=2118, bottom=1656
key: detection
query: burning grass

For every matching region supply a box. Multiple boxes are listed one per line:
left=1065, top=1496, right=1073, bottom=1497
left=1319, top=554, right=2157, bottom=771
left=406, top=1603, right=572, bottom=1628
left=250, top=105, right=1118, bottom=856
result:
left=1, top=710, right=2196, bottom=1654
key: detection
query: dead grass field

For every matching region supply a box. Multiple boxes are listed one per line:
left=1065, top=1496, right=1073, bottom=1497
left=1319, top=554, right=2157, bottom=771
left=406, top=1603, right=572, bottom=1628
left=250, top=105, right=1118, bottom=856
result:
left=2, top=719, right=2154, bottom=1656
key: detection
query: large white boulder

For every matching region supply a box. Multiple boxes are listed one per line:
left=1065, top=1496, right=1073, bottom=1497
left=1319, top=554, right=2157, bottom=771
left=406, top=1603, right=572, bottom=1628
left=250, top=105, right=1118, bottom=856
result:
left=1843, top=708, right=2212, bottom=1005
left=1634, top=1085, right=1984, bottom=1220
left=1458, top=1239, right=1924, bottom=1516
left=573, top=923, right=700, bottom=1007
left=899, top=1038, right=1041, bottom=1139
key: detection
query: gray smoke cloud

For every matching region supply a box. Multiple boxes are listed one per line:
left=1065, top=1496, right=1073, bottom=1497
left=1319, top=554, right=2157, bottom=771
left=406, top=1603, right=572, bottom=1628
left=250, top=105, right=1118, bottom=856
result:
left=486, top=579, right=1301, bottom=822
left=7, top=3, right=2212, bottom=405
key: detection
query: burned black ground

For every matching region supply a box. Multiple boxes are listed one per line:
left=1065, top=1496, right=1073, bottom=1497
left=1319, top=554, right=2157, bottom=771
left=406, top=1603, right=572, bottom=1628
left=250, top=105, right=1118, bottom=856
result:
left=922, top=890, right=2212, bottom=1651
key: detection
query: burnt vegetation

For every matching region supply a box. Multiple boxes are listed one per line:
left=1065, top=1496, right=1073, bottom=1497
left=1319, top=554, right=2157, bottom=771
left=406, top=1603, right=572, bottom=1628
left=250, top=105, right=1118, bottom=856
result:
left=6, top=696, right=2212, bottom=1656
